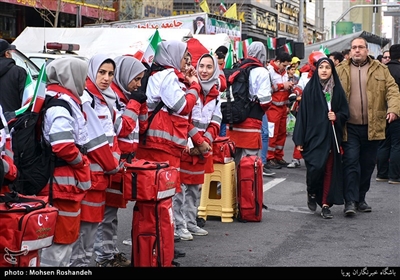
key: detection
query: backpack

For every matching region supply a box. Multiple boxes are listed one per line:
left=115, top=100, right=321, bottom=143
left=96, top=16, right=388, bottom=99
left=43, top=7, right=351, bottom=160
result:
left=221, top=58, right=265, bottom=127
left=8, top=95, right=72, bottom=196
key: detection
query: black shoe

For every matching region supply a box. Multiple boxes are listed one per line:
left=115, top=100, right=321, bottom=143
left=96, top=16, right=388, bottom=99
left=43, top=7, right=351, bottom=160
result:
left=356, top=201, right=372, bottom=212
left=174, top=248, right=186, bottom=259
left=263, top=166, right=276, bottom=177
left=344, top=201, right=356, bottom=216
left=321, top=206, right=333, bottom=219
left=266, top=159, right=282, bottom=169
left=196, top=217, right=206, bottom=228
left=307, top=193, right=317, bottom=211
left=276, top=159, right=289, bottom=167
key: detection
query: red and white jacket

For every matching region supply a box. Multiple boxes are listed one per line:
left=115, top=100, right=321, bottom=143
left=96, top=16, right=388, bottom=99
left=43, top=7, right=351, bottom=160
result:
left=40, top=85, right=91, bottom=202
left=0, top=106, right=17, bottom=193
left=80, top=87, right=120, bottom=222
left=111, top=82, right=148, bottom=155
left=180, top=84, right=222, bottom=185
left=267, top=60, right=291, bottom=106
left=138, top=68, right=200, bottom=158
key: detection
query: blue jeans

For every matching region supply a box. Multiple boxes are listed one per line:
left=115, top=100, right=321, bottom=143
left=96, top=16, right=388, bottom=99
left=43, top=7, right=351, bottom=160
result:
left=219, top=123, right=226, bottom=137
left=342, top=124, right=380, bottom=203
left=261, top=114, right=269, bottom=164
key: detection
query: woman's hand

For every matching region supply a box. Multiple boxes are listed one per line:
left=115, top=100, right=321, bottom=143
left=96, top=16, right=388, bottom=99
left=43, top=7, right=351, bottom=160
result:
left=328, top=111, right=336, bottom=121
left=296, top=145, right=303, bottom=151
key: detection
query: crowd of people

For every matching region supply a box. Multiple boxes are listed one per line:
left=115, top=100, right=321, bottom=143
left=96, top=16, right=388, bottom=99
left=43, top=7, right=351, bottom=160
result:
left=0, top=35, right=399, bottom=267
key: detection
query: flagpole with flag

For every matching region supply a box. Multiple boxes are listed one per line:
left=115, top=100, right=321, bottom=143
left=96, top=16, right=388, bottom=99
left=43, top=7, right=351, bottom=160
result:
left=133, top=29, right=162, bottom=66
left=266, top=37, right=276, bottom=50
left=31, top=64, right=47, bottom=114
left=223, top=3, right=237, bottom=20
left=21, top=70, right=35, bottom=107
left=199, top=0, right=210, bottom=13
left=242, top=38, right=252, bottom=58
left=219, top=1, right=227, bottom=15
left=225, top=43, right=234, bottom=69
left=283, top=43, right=293, bottom=55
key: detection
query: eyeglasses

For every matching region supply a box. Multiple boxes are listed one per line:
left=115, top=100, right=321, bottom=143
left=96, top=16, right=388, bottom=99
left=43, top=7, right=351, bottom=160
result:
left=351, top=45, right=367, bottom=50
left=382, top=56, right=390, bottom=59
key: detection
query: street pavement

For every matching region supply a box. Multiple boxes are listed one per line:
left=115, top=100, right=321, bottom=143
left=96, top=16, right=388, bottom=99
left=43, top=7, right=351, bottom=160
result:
left=91, top=135, right=400, bottom=270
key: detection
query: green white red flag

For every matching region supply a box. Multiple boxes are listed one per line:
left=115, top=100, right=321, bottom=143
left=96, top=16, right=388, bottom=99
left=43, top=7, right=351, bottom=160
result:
left=31, top=64, right=47, bottom=114
left=283, top=43, right=292, bottom=55
left=133, top=29, right=162, bottom=66
left=267, top=37, right=276, bottom=50
left=225, top=43, right=234, bottom=69
left=242, top=38, right=252, bottom=58
left=235, top=40, right=243, bottom=60
left=21, top=70, right=35, bottom=108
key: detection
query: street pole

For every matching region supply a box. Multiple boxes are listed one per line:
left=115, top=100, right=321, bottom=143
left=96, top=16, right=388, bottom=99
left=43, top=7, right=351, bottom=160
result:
left=298, top=0, right=304, bottom=42
left=333, top=4, right=399, bottom=38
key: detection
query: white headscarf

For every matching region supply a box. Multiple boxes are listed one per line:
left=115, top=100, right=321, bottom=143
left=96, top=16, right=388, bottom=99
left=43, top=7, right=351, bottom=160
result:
left=154, top=40, right=187, bottom=70
left=196, top=53, right=220, bottom=96
left=247, top=42, right=267, bottom=65
left=46, top=57, right=88, bottom=98
left=87, top=54, right=116, bottom=114
left=113, top=56, right=146, bottom=99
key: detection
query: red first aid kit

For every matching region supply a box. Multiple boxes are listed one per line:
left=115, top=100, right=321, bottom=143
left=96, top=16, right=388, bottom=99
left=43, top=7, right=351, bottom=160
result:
left=212, top=136, right=236, bottom=164
left=122, top=159, right=179, bottom=202
left=0, top=192, right=58, bottom=267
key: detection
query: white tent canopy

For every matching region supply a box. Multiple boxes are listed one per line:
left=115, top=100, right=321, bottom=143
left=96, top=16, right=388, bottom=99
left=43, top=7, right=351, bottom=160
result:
left=13, top=27, right=193, bottom=59
left=301, top=30, right=390, bottom=65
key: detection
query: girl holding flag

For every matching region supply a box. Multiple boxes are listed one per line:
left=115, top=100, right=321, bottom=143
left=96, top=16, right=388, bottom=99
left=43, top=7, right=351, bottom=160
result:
left=292, top=57, right=349, bottom=219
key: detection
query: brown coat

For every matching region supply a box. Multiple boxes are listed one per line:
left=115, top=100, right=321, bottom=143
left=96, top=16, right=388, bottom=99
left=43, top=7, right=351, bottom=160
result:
left=336, top=57, right=400, bottom=141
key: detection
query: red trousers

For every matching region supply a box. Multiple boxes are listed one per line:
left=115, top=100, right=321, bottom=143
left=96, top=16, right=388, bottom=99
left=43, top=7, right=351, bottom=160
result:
left=267, top=105, right=288, bottom=161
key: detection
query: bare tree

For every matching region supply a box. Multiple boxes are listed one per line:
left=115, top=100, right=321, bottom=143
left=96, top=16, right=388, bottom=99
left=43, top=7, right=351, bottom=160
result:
left=33, top=0, right=62, bottom=27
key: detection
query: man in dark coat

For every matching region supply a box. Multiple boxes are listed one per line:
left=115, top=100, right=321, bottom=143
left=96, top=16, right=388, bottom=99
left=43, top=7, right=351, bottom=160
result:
left=0, top=39, right=26, bottom=112
left=376, top=44, right=400, bottom=184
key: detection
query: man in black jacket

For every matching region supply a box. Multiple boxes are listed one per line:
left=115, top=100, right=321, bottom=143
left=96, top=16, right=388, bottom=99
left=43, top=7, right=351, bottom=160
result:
left=376, top=44, right=400, bottom=184
left=0, top=39, right=27, bottom=112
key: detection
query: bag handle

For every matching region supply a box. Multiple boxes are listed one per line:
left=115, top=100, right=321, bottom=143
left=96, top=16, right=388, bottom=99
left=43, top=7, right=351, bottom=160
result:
left=0, top=192, right=46, bottom=212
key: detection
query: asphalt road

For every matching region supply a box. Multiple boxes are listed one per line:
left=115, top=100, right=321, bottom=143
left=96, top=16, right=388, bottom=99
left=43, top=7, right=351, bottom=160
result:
left=91, top=134, right=400, bottom=272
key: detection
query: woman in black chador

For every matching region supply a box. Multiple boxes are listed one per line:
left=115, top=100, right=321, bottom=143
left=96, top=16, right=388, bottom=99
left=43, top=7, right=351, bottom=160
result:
left=293, top=57, right=349, bottom=219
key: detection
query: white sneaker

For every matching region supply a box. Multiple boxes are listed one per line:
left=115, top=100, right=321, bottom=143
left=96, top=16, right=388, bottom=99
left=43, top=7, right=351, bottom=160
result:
left=287, top=159, right=301, bottom=168
left=175, top=228, right=193, bottom=241
left=188, top=226, right=208, bottom=236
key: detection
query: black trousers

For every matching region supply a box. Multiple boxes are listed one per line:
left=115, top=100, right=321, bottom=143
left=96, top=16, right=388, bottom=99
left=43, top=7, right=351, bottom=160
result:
left=342, top=124, right=380, bottom=203
left=376, top=119, right=400, bottom=181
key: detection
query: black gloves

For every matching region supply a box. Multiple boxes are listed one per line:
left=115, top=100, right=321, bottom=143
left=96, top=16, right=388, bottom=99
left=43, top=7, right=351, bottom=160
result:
left=130, top=91, right=147, bottom=104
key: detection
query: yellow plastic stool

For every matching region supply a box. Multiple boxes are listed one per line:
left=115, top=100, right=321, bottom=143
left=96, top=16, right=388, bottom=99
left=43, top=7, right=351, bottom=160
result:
left=198, top=161, right=236, bottom=222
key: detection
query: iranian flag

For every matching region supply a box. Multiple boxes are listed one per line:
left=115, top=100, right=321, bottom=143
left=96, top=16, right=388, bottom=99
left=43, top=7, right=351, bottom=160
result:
left=235, top=40, right=243, bottom=60
left=21, top=70, right=35, bottom=108
left=225, top=43, right=234, bottom=69
left=219, top=2, right=227, bottom=14
left=283, top=43, right=292, bottom=55
left=133, top=29, right=162, bottom=66
left=267, top=37, right=276, bottom=50
left=242, top=38, right=252, bottom=58
left=31, top=64, right=47, bottom=114
left=319, top=44, right=330, bottom=55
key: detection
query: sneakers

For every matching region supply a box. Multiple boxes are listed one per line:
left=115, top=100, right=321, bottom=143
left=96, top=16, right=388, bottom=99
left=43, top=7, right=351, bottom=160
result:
left=174, top=248, right=186, bottom=259
left=96, top=258, right=123, bottom=267
left=276, top=159, right=289, bottom=167
left=356, top=201, right=372, bottom=212
left=266, top=159, right=282, bottom=169
left=376, top=177, right=389, bottom=182
left=263, top=166, right=276, bottom=177
left=321, top=206, right=333, bottom=219
left=344, top=201, right=356, bottom=216
left=287, top=159, right=301, bottom=168
left=174, top=232, right=180, bottom=242
left=307, top=193, right=317, bottom=211
left=114, top=252, right=131, bottom=267
left=388, top=179, right=400, bottom=184
left=175, top=228, right=193, bottom=241
left=188, top=226, right=208, bottom=236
